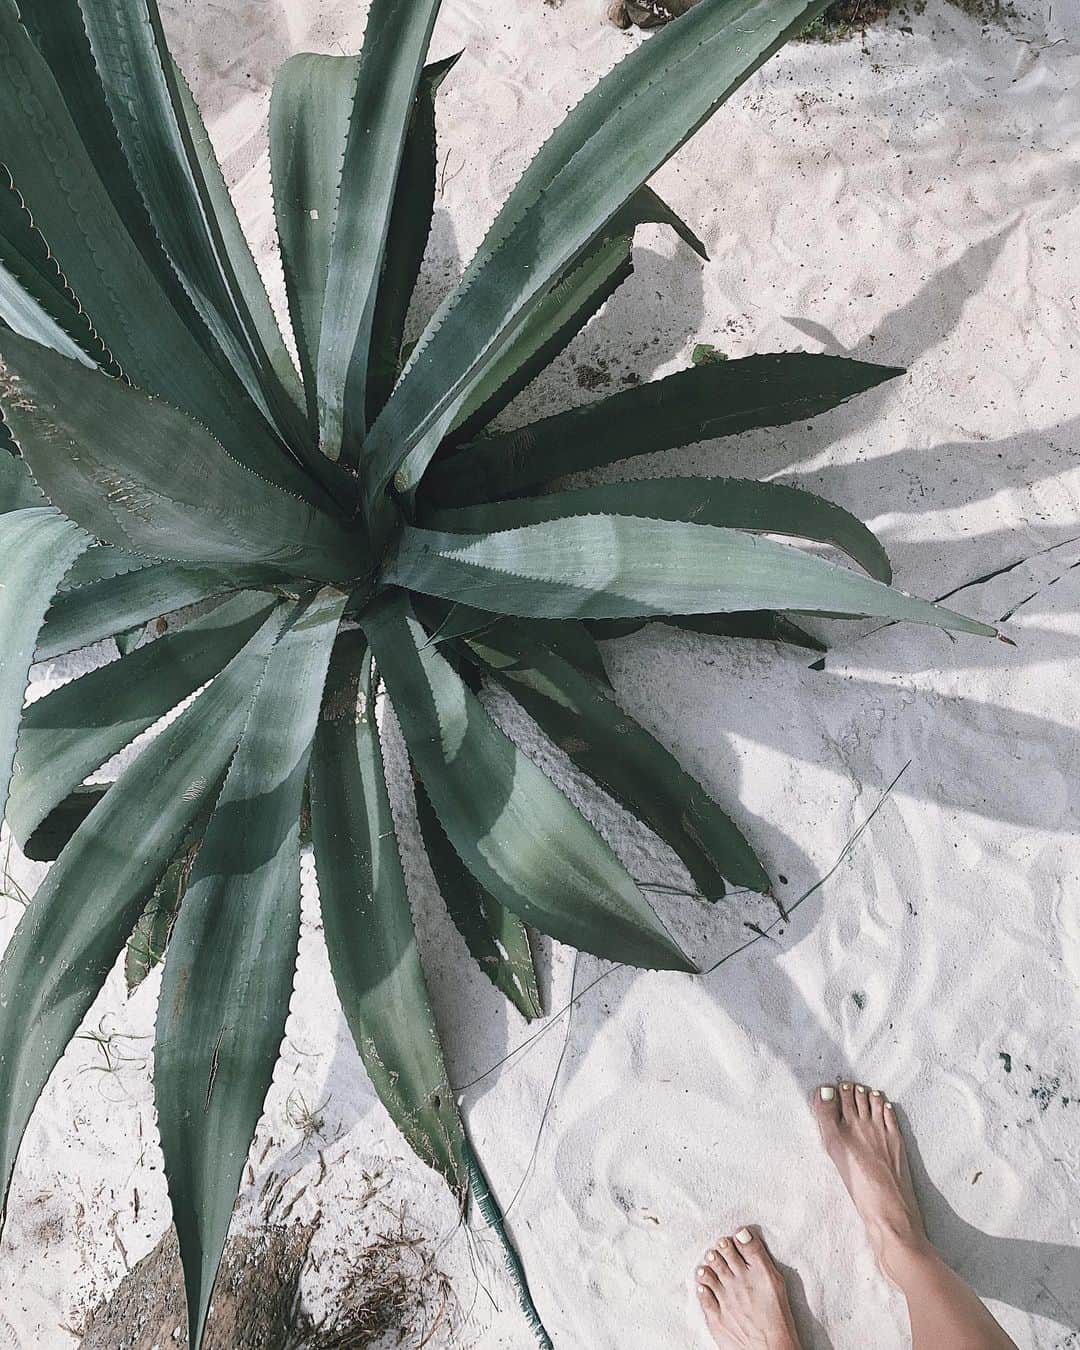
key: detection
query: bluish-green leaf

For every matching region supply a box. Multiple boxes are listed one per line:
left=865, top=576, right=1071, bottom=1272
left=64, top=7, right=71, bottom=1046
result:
left=0, top=2, right=314, bottom=498
left=8, top=592, right=274, bottom=850
left=426, top=475, right=891, bottom=583
left=414, top=778, right=542, bottom=1018
left=464, top=622, right=767, bottom=896
left=365, top=0, right=831, bottom=500
left=389, top=517, right=995, bottom=634
left=315, top=0, right=444, bottom=462
left=0, top=603, right=287, bottom=1226
left=37, top=563, right=266, bottom=661
left=0, top=331, right=360, bottom=579
left=0, top=449, right=42, bottom=513
left=363, top=592, right=694, bottom=971
left=0, top=507, right=90, bottom=830
left=270, top=51, right=361, bottom=433
left=309, top=632, right=467, bottom=1182
left=155, top=587, right=346, bottom=1350
left=366, top=53, right=461, bottom=424
left=442, top=185, right=701, bottom=448
left=427, top=353, right=903, bottom=504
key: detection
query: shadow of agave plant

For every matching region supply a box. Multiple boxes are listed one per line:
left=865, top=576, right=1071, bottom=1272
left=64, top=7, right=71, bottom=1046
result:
left=0, top=1, right=1002, bottom=1347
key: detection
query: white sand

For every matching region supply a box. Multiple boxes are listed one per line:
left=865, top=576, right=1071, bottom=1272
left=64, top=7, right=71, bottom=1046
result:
left=2, top=0, right=1079, bottom=1346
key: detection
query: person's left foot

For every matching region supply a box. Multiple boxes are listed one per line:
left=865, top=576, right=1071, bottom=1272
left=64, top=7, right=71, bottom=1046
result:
left=695, top=1228, right=803, bottom=1349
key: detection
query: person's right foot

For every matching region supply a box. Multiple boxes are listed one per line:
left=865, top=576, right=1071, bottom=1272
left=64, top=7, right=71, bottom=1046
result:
left=812, top=1081, right=929, bottom=1284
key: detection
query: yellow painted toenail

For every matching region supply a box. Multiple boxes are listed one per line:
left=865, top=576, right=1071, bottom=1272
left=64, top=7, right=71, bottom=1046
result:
left=820, top=1085, right=835, bottom=1101
left=856, top=1084, right=867, bottom=1093
left=735, top=1228, right=752, bottom=1244
left=840, top=1081, right=851, bottom=1089
left=871, top=1089, right=882, bottom=1097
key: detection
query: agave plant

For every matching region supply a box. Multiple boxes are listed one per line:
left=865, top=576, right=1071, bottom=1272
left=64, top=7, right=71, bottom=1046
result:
left=0, top=0, right=995, bottom=1343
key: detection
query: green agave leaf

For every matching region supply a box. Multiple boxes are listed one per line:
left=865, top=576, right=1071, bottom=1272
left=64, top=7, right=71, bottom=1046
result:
left=21, top=785, right=105, bottom=862
left=270, top=51, right=361, bottom=434
left=59, top=544, right=152, bottom=591
left=427, top=353, right=903, bottom=505
left=362, top=592, right=694, bottom=971
left=8, top=592, right=274, bottom=851
left=426, top=475, right=891, bottom=583
left=389, top=517, right=996, bottom=634
left=72, top=1, right=283, bottom=426
left=446, top=233, right=634, bottom=448
left=308, top=632, right=466, bottom=1182
left=0, top=448, right=42, bottom=513
left=0, top=2, right=320, bottom=499
left=0, top=168, right=104, bottom=368
left=0, top=507, right=90, bottom=828
left=156, top=587, right=346, bottom=1350
left=592, top=611, right=826, bottom=651
left=315, top=0, right=444, bottom=463
left=170, top=61, right=309, bottom=445
left=0, top=603, right=287, bottom=1226
left=442, top=184, right=702, bottom=449
left=366, top=53, right=461, bottom=424
left=465, top=621, right=768, bottom=896
left=414, top=778, right=542, bottom=1019
left=365, top=0, right=831, bottom=500
left=0, top=331, right=360, bottom=580
left=37, top=563, right=268, bottom=661
left=463, top=1140, right=553, bottom=1350
left=11, top=1, right=184, bottom=365
left=125, top=808, right=208, bottom=993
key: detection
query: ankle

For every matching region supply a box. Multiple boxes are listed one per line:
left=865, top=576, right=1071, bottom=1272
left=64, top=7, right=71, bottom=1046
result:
left=869, top=1220, right=936, bottom=1287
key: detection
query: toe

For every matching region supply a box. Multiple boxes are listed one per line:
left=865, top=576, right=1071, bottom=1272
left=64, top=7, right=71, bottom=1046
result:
left=696, top=1279, right=724, bottom=1335
left=853, top=1082, right=872, bottom=1118
left=838, top=1080, right=857, bottom=1122
left=732, top=1225, right=767, bottom=1268
left=711, top=1236, right=744, bottom=1278
left=697, top=1262, right=724, bottom=1300
left=869, top=1087, right=888, bottom=1125
left=812, top=1082, right=843, bottom=1143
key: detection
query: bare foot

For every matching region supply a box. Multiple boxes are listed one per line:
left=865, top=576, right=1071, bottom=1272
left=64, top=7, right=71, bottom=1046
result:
left=695, top=1228, right=803, bottom=1350
left=812, top=1081, right=929, bottom=1284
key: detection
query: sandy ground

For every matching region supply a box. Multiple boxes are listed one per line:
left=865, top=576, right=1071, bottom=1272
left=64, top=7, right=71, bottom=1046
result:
left=1, top=0, right=1079, bottom=1346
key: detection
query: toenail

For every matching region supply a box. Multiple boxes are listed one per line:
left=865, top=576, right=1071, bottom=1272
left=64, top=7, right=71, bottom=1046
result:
left=856, top=1084, right=867, bottom=1093
left=735, top=1228, right=752, bottom=1244
left=697, top=1266, right=706, bottom=1277
left=871, top=1089, right=882, bottom=1097
left=840, top=1081, right=851, bottom=1088
left=706, top=1249, right=717, bottom=1260
left=820, top=1085, right=835, bottom=1101
left=885, top=1101, right=895, bottom=1110
left=719, top=1237, right=730, bottom=1248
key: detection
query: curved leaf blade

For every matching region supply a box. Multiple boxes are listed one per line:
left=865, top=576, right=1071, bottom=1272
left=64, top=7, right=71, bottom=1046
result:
left=366, top=53, right=461, bottom=424
left=309, top=633, right=467, bottom=1181
left=465, top=622, right=768, bottom=895
left=37, top=563, right=266, bottom=661
left=415, top=778, right=542, bottom=1018
left=0, top=3, right=313, bottom=497
left=8, top=592, right=274, bottom=849
left=0, top=507, right=90, bottom=828
left=270, top=51, right=360, bottom=432
left=426, top=475, right=891, bottom=583
left=155, top=587, right=346, bottom=1350
left=389, top=517, right=995, bottom=634
left=0, top=332, right=360, bottom=580
left=362, top=592, right=694, bottom=971
left=427, top=353, right=903, bottom=505
left=366, top=0, right=831, bottom=499
left=0, top=604, right=287, bottom=1227
left=315, top=0, right=444, bottom=462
